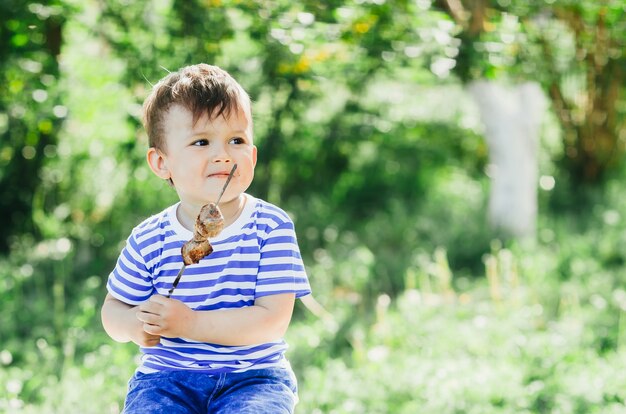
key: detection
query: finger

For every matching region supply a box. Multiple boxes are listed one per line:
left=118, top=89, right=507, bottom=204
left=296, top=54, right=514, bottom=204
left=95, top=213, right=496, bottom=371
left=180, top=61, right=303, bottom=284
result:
left=136, top=311, right=160, bottom=325
left=144, top=338, right=161, bottom=347
left=143, top=332, right=161, bottom=342
left=143, top=323, right=162, bottom=335
left=139, top=301, right=160, bottom=313
left=138, top=333, right=161, bottom=346
left=149, top=295, right=169, bottom=305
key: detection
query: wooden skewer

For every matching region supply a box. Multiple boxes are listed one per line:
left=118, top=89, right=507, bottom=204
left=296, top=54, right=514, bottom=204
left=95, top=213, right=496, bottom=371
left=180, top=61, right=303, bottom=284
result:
left=166, top=265, right=186, bottom=298
left=216, top=164, right=237, bottom=205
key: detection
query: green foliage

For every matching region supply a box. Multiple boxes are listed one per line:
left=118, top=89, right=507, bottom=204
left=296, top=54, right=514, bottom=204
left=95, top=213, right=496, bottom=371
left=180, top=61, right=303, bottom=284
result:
left=3, top=0, right=626, bottom=412
left=0, top=0, right=72, bottom=252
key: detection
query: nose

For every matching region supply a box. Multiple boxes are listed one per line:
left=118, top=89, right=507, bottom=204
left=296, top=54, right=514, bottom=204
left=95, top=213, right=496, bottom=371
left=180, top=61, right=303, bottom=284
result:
left=210, top=142, right=232, bottom=163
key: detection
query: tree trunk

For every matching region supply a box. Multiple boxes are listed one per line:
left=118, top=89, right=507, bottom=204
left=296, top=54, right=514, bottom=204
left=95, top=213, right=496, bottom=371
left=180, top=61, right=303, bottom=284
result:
left=469, top=80, right=546, bottom=240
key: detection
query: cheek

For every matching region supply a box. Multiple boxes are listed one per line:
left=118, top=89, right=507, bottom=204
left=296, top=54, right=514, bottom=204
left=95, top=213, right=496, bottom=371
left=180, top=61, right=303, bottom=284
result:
left=238, top=163, right=255, bottom=185
left=244, top=159, right=256, bottom=175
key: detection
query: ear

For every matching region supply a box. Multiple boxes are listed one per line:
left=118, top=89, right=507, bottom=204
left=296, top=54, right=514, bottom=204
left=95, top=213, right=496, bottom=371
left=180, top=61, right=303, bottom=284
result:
left=146, top=147, right=171, bottom=180
left=252, top=145, right=258, bottom=168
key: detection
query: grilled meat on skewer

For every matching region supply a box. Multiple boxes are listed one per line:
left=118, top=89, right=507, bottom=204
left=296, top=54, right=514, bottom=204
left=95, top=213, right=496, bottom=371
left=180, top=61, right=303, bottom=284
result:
left=167, top=164, right=237, bottom=297
left=181, top=202, right=225, bottom=265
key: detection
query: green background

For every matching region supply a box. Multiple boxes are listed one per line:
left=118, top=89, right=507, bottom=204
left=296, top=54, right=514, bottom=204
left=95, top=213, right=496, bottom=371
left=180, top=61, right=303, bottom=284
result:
left=2, top=1, right=626, bottom=412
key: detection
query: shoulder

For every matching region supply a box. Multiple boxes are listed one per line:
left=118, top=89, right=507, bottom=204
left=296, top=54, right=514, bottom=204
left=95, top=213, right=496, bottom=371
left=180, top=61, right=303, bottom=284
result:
left=127, top=204, right=176, bottom=246
left=248, top=196, right=295, bottom=229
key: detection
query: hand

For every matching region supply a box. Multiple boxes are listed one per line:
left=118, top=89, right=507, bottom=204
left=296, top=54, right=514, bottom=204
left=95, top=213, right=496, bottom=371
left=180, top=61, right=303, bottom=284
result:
left=136, top=295, right=197, bottom=339
left=130, top=305, right=161, bottom=347
left=132, top=328, right=161, bottom=348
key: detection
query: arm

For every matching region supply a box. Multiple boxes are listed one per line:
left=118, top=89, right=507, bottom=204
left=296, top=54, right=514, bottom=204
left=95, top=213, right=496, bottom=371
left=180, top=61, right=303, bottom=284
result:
left=101, top=293, right=161, bottom=347
left=136, top=293, right=296, bottom=346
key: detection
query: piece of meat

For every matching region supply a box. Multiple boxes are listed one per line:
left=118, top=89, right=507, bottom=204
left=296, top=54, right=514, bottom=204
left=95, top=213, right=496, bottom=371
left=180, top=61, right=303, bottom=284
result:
left=194, top=202, right=225, bottom=239
left=181, top=202, right=224, bottom=265
left=181, top=239, right=214, bottom=266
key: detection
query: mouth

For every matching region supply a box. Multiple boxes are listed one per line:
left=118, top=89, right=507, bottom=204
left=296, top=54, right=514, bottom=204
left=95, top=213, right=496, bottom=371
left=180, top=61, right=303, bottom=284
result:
left=208, top=172, right=232, bottom=178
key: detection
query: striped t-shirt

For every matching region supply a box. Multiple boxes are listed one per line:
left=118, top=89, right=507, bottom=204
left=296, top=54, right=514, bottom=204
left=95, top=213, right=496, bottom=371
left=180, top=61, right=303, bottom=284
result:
left=106, top=194, right=311, bottom=374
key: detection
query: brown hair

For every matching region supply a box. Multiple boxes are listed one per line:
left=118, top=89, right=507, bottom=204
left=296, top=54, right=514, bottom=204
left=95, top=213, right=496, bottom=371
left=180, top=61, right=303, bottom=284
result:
left=142, top=63, right=251, bottom=151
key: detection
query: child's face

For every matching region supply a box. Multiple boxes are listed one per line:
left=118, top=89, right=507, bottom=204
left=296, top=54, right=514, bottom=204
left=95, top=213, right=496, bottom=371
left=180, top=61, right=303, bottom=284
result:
left=148, top=104, right=256, bottom=207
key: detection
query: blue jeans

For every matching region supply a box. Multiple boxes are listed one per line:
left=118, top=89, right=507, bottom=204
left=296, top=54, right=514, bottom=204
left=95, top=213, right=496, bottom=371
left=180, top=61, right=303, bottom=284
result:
left=123, top=367, right=298, bottom=414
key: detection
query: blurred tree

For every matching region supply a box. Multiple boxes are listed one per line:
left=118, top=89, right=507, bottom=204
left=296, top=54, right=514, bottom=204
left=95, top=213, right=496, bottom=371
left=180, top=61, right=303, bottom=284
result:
left=470, top=80, right=545, bottom=240
left=0, top=0, right=70, bottom=252
left=432, top=0, right=544, bottom=239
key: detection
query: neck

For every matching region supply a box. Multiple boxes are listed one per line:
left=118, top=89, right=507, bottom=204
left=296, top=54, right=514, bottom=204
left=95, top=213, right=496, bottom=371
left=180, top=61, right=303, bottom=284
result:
left=219, top=194, right=245, bottom=227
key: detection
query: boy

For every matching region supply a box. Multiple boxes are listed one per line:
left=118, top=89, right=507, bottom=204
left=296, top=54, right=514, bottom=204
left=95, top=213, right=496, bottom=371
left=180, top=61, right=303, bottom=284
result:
left=101, top=63, right=311, bottom=414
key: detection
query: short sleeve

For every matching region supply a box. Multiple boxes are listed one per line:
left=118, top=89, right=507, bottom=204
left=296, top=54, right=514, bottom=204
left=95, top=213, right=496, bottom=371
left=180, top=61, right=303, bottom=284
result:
left=255, top=221, right=311, bottom=299
left=106, top=233, right=155, bottom=305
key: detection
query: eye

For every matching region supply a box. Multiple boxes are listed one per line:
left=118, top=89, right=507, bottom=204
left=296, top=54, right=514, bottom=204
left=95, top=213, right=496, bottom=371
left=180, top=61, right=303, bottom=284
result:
left=192, top=139, right=209, bottom=146
left=229, top=137, right=246, bottom=145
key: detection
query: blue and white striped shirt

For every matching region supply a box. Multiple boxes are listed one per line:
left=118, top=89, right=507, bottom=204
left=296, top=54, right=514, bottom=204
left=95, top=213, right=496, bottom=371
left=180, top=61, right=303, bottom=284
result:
left=107, top=194, right=311, bottom=374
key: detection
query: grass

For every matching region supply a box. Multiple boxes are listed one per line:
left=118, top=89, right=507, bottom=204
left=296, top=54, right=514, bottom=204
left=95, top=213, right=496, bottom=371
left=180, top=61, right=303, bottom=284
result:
left=287, top=245, right=626, bottom=413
